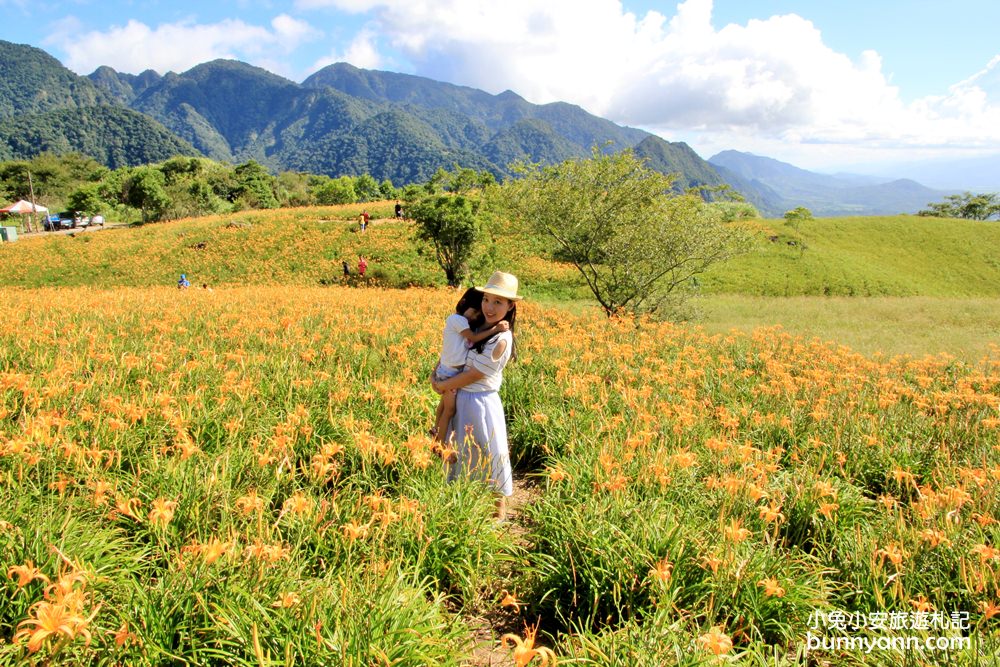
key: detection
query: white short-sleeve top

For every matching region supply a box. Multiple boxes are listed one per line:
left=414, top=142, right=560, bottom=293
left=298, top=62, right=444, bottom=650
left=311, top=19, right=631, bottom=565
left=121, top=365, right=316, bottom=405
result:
left=463, top=330, right=513, bottom=392
left=440, top=313, right=472, bottom=368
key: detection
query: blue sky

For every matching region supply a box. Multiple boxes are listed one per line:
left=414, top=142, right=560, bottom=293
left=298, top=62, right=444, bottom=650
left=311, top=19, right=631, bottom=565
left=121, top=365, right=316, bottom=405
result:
left=4, top=0, right=1000, bottom=171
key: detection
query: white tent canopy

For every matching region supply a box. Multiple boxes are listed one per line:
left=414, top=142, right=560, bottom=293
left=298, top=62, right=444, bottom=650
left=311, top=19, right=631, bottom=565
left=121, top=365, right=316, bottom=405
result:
left=0, top=200, right=48, bottom=214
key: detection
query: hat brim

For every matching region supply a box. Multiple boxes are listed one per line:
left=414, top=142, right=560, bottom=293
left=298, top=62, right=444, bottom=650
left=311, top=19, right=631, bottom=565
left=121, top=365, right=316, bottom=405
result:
left=477, top=286, right=523, bottom=301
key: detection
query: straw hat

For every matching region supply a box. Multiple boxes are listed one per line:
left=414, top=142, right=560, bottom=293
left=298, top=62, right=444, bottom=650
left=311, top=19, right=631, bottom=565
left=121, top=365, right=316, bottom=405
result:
left=478, top=271, right=523, bottom=301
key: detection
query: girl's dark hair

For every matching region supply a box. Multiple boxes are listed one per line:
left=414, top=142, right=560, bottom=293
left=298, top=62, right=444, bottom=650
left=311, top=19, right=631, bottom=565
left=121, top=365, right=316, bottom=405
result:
left=455, top=287, right=483, bottom=315
left=471, top=300, right=517, bottom=361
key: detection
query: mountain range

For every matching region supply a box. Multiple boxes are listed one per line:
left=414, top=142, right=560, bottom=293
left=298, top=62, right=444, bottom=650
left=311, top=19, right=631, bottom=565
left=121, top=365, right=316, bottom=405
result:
left=0, top=39, right=955, bottom=216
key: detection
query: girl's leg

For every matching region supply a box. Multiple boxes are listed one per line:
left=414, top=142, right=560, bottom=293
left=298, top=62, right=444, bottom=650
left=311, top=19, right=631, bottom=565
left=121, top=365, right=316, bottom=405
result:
left=430, top=397, right=445, bottom=437
left=434, top=390, right=457, bottom=444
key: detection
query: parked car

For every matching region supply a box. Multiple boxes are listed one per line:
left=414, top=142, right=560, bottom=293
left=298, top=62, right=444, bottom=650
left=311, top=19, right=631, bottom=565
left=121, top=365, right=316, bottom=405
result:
left=56, top=212, right=90, bottom=229
left=43, top=212, right=99, bottom=231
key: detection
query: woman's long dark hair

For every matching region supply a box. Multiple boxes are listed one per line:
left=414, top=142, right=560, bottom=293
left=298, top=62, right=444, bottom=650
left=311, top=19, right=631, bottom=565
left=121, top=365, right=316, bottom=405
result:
left=471, top=300, right=517, bottom=361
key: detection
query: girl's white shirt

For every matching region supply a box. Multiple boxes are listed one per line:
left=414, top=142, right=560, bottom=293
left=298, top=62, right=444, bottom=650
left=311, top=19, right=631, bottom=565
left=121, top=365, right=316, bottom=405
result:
left=439, top=313, right=472, bottom=368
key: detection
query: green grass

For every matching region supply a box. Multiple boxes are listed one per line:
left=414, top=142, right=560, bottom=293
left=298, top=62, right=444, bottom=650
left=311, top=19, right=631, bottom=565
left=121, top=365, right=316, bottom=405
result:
left=694, top=295, right=1000, bottom=362
left=701, top=215, right=1000, bottom=297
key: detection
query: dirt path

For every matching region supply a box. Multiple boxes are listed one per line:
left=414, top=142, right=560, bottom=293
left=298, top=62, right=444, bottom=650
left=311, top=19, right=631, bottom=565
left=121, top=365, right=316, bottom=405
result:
left=463, top=476, right=541, bottom=667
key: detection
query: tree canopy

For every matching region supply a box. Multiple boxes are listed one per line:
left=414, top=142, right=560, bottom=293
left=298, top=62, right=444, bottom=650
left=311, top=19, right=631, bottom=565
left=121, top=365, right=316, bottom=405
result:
left=918, top=192, right=1000, bottom=221
left=499, top=148, right=750, bottom=318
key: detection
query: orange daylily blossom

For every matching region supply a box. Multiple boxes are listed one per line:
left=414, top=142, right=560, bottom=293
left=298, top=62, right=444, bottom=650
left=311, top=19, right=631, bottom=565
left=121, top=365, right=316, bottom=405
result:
left=500, top=590, right=521, bottom=613
left=189, top=537, right=230, bottom=565
left=698, top=626, right=733, bottom=656
left=148, top=498, right=178, bottom=526
left=8, top=561, right=49, bottom=588
left=817, top=502, right=839, bottom=519
left=501, top=622, right=556, bottom=667
left=978, top=600, right=1000, bottom=620
left=341, top=521, right=369, bottom=542
left=235, top=491, right=264, bottom=515
left=759, top=503, right=784, bottom=524
left=546, top=466, right=569, bottom=483
left=876, top=544, right=906, bottom=567
left=813, top=480, right=837, bottom=499
left=724, top=519, right=751, bottom=543
left=758, top=577, right=786, bottom=598
left=282, top=492, right=313, bottom=516
left=972, top=544, right=1000, bottom=563
left=909, top=596, right=934, bottom=612
left=649, top=558, right=673, bottom=585
left=13, top=599, right=100, bottom=653
left=701, top=554, right=724, bottom=574
left=113, top=622, right=137, bottom=647
left=919, top=529, right=951, bottom=548
left=272, top=592, right=301, bottom=609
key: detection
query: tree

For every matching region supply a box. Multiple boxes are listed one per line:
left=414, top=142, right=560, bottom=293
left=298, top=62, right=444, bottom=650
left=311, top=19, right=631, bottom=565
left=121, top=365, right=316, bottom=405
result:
left=918, top=192, right=1000, bottom=220
left=379, top=179, right=397, bottom=200
left=125, top=166, right=170, bottom=223
left=232, top=160, right=279, bottom=209
left=409, top=194, right=481, bottom=287
left=354, top=174, right=381, bottom=202
left=783, top=206, right=813, bottom=224
left=500, top=148, right=749, bottom=318
left=783, top=207, right=811, bottom=257
left=66, top=184, right=106, bottom=216
left=314, top=176, right=356, bottom=205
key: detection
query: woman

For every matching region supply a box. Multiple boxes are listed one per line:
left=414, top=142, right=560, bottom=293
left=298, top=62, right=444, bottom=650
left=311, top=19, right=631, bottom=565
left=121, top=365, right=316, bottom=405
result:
left=431, top=271, right=521, bottom=521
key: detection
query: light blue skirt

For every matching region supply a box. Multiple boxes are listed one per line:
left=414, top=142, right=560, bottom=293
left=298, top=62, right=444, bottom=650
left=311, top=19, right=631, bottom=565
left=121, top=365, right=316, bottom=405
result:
left=445, top=389, right=513, bottom=497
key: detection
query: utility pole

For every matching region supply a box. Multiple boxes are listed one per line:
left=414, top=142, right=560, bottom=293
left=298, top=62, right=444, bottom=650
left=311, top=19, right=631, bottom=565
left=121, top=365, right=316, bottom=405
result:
left=26, top=169, right=37, bottom=233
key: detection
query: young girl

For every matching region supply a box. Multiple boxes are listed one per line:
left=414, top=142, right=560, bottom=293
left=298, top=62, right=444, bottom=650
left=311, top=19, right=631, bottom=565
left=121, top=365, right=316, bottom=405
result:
left=430, top=287, right=509, bottom=449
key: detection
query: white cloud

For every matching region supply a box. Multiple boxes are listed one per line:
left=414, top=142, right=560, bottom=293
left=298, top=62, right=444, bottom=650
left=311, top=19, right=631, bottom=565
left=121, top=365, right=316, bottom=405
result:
left=293, top=0, right=1000, bottom=167
left=311, top=28, right=384, bottom=71
left=50, top=14, right=320, bottom=77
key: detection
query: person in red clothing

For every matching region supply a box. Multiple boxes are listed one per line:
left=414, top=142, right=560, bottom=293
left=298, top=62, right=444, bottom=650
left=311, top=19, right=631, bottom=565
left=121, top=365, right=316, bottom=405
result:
left=360, top=210, right=370, bottom=233
left=358, top=255, right=368, bottom=277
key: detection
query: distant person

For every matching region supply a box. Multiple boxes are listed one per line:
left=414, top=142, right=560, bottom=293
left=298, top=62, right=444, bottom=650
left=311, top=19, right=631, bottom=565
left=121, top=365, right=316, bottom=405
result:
left=360, top=210, right=370, bottom=233
left=178, top=274, right=190, bottom=289
left=342, top=260, right=350, bottom=277
left=358, top=255, right=368, bottom=277
left=394, top=201, right=403, bottom=219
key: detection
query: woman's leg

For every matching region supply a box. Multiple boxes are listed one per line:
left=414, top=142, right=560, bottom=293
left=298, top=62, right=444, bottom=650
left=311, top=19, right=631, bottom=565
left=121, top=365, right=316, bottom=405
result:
left=495, top=494, right=507, bottom=522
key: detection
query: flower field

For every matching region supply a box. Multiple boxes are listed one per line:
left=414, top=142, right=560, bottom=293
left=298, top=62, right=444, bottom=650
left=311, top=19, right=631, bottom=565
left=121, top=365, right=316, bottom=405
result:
left=1, top=285, right=999, bottom=665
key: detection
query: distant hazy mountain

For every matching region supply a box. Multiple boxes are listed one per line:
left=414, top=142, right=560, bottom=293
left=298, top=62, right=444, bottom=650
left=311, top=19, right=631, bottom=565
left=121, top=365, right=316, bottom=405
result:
left=865, top=155, right=1000, bottom=192
left=709, top=150, right=953, bottom=216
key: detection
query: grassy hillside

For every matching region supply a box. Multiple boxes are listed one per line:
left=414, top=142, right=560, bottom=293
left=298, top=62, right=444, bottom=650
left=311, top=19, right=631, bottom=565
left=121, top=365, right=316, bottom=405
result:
left=0, top=203, right=580, bottom=296
left=4, top=208, right=1000, bottom=301
left=701, top=215, right=1000, bottom=296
